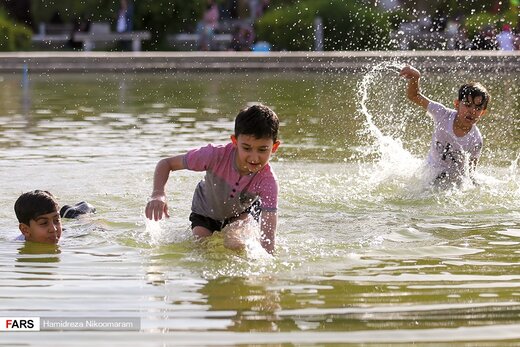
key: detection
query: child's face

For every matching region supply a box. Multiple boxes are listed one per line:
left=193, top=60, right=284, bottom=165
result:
left=20, top=211, right=62, bottom=244
left=231, top=134, right=280, bottom=175
left=454, top=95, right=487, bottom=128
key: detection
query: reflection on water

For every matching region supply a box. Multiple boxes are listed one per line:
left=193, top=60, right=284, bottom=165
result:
left=16, top=242, right=61, bottom=264
left=0, top=69, right=519, bottom=345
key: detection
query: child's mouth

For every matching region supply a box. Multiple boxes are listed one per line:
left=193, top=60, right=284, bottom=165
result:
left=47, top=236, right=59, bottom=243
left=247, top=162, right=261, bottom=170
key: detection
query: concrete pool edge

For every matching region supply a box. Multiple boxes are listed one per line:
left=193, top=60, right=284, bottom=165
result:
left=0, top=51, right=519, bottom=73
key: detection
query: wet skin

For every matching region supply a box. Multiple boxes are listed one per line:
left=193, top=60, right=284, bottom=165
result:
left=19, top=211, right=62, bottom=244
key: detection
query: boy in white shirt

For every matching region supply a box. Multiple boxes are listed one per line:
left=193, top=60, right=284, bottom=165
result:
left=399, top=65, right=491, bottom=186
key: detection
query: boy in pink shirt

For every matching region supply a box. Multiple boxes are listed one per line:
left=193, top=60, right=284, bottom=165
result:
left=145, top=105, right=280, bottom=254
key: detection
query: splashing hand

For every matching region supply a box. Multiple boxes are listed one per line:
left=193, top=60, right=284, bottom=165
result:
left=222, top=216, right=260, bottom=251
left=145, top=195, right=170, bottom=221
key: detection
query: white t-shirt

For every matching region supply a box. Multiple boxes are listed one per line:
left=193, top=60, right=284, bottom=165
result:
left=426, top=101, right=483, bottom=178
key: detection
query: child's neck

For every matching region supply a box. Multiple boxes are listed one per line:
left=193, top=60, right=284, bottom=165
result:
left=453, top=117, right=472, bottom=137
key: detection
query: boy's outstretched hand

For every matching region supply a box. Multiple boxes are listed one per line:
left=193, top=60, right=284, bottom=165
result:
left=145, top=195, right=170, bottom=221
left=399, top=65, right=421, bottom=80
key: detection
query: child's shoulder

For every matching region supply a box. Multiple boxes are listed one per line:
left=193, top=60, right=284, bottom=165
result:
left=188, top=142, right=232, bottom=156
left=185, top=142, right=234, bottom=170
left=197, top=142, right=232, bottom=151
left=257, top=163, right=278, bottom=181
left=428, top=100, right=448, bottom=110
left=428, top=100, right=456, bottom=115
left=13, top=234, right=25, bottom=241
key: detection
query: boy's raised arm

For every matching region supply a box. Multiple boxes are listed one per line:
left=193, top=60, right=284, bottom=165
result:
left=260, top=211, right=277, bottom=254
left=399, top=65, right=430, bottom=110
left=145, top=155, right=185, bottom=221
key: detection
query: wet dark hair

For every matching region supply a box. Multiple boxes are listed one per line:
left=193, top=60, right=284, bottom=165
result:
left=458, top=82, right=490, bottom=109
left=234, top=104, right=279, bottom=142
left=14, top=190, right=59, bottom=225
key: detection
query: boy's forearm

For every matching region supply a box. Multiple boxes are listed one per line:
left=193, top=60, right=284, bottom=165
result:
left=261, top=230, right=274, bottom=254
left=146, top=155, right=184, bottom=221
left=260, top=211, right=277, bottom=254
left=400, top=66, right=429, bottom=109
left=469, top=157, right=479, bottom=177
left=406, top=78, right=430, bottom=109
left=406, top=77, right=420, bottom=100
left=151, top=156, right=185, bottom=197
left=151, top=159, right=171, bottom=197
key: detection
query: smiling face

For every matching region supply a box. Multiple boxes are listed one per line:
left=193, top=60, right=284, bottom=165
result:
left=231, top=134, right=280, bottom=175
left=20, top=211, right=62, bottom=244
left=454, top=95, right=487, bottom=130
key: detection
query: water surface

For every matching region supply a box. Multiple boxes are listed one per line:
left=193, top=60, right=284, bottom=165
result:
left=0, top=66, right=519, bottom=345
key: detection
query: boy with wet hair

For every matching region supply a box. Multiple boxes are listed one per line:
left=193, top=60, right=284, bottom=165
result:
left=399, top=65, right=491, bottom=186
left=145, top=104, right=280, bottom=254
left=14, top=191, right=96, bottom=243
left=14, top=190, right=62, bottom=244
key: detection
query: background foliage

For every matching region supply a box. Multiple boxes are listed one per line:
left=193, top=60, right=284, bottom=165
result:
left=0, top=9, right=31, bottom=51
left=1, top=0, right=518, bottom=51
left=256, top=0, right=393, bottom=51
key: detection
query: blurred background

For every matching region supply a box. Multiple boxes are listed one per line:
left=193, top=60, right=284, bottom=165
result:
left=1, top=0, right=520, bottom=52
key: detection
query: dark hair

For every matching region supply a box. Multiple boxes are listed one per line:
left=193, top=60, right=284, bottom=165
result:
left=14, top=190, right=59, bottom=225
left=458, top=82, right=491, bottom=109
left=234, top=104, right=279, bottom=142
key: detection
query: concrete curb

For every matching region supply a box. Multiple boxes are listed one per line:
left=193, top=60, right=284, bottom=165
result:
left=0, top=51, right=519, bottom=72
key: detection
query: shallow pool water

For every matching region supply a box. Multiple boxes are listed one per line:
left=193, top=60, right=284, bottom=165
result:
left=1, top=66, right=519, bottom=345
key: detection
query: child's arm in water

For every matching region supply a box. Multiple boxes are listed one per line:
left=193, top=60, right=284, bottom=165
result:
left=260, top=211, right=277, bottom=254
left=145, top=155, right=185, bottom=221
left=399, top=65, right=430, bottom=110
left=469, top=157, right=480, bottom=185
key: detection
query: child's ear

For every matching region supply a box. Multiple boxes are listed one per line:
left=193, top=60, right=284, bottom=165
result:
left=19, top=223, right=30, bottom=238
left=272, top=140, right=280, bottom=153
left=230, top=135, right=237, bottom=146
left=454, top=99, right=460, bottom=109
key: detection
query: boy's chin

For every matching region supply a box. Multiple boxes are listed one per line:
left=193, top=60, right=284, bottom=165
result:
left=29, top=237, right=60, bottom=244
left=247, top=165, right=264, bottom=173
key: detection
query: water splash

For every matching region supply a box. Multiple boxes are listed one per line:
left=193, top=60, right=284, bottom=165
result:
left=356, top=61, right=423, bottom=186
left=510, top=152, right=520, bottom=183
left=142, top=218, right=191, bottom=246
left=221, top=216, right=272, bottom=260
left=144, top=218, right=166, bottom=245
left=358, top=61, right=406, bottom=142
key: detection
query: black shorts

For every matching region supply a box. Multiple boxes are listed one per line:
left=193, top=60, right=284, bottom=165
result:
left=189, top=200, right=261, bottom=233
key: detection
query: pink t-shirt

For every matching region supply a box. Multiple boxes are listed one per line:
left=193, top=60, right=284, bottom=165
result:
left=183, top=143, right=278, bottom=221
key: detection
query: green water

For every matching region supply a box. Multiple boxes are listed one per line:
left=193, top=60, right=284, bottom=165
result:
left=0, top=68, right=519, bottom=346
